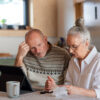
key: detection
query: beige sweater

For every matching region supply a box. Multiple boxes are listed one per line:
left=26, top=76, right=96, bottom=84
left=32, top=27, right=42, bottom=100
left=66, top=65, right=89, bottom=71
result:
left=22, top=44, right=70, bottom=88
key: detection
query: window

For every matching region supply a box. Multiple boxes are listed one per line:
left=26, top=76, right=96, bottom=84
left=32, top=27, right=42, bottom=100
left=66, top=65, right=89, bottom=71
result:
left=0, top=0, right=29, bottom=29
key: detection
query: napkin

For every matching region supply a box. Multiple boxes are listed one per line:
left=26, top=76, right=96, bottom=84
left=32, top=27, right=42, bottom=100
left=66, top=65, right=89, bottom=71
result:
left=52, top=87, right=68, bottom=97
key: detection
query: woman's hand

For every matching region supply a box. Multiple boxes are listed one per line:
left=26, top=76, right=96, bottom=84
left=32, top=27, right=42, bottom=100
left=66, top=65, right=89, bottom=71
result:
left=66, top=85, right=80, bottom=95
left=66, top=85, right=96, bottom=98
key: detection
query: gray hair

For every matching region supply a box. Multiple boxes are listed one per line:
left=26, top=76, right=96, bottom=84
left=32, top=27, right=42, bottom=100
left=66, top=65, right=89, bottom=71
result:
left=67, top=18, right=91, bottom=43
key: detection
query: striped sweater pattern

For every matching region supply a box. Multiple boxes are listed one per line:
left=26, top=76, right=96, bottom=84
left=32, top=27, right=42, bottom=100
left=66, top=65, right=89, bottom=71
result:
left=23, top=45, right=70, bottom=85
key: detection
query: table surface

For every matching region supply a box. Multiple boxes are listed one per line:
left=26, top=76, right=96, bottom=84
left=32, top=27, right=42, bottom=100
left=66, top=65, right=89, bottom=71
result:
left=0, top=91, right=99, bottom=100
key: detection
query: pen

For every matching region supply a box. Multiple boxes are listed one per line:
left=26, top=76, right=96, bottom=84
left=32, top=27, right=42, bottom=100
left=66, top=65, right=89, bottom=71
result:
left=40, top=91, right=53, bottom=94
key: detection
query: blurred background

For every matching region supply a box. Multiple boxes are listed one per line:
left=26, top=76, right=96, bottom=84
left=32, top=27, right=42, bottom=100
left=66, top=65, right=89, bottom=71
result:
left=0, top=0, right=100, bottom=65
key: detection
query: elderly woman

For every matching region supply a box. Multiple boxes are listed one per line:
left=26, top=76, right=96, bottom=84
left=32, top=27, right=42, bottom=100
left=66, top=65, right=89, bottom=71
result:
left=45, top=18, right=100, bottom=98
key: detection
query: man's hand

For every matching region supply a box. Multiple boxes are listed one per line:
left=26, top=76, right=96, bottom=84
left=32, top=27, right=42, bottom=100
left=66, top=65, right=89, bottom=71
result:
left=45, top=76, right=57, bottom=91
left=15, top=41, right=30, bottom=67
left=17, top=41, right=30, bottom=59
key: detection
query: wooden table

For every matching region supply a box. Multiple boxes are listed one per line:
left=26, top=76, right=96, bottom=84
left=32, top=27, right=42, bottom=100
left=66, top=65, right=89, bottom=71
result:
left=0, top=91, right=99, bottom=100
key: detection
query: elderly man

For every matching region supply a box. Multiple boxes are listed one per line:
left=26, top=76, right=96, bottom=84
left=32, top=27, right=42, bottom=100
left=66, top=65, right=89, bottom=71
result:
left=45, top=18, right=100, bottom=98
left=15, top=29, right=70, bottom=88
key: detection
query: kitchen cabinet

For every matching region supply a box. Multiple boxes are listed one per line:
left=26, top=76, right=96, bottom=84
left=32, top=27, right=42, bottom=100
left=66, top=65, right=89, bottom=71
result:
left=74, top=0, right=85, bottom=3
left=83, top=1, right=100, bottom=27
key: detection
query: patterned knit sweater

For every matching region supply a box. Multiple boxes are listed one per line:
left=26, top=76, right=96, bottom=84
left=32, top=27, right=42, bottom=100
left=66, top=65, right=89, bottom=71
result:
left=23, top=44, right=70, bottom=87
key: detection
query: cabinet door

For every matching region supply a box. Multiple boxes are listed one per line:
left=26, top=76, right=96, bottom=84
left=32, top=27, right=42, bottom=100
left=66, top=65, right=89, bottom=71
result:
left=75, top=0, right=84, bottom=3
left=83, top=1, right=100, bottom=27
left=75, top=3, right=83, bottom=20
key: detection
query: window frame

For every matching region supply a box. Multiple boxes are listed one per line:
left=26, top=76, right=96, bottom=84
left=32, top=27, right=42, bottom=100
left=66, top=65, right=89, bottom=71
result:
left=0, top=0, right=29, bottom=30
left=25, top=0, right=29, bottom=26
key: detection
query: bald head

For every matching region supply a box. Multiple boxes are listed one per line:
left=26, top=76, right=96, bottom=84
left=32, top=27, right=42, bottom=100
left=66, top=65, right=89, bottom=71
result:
left=25, top=29, right=49, bottom=58
left=25, top=29, right=44, bottom=41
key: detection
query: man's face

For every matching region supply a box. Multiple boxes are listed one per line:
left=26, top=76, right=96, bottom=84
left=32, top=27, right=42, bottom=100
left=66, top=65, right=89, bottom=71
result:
left=26, top=32, right=48, bottom=58
left=66, top=34, right=89, bottom=59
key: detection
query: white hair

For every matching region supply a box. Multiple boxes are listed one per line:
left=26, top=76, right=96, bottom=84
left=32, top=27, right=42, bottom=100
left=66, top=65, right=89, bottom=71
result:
left=67, top=18, right=91, bottom=43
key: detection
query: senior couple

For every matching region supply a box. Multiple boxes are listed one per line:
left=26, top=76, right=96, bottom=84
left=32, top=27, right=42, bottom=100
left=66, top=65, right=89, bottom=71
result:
left=15, top=18, right=100, bottom=98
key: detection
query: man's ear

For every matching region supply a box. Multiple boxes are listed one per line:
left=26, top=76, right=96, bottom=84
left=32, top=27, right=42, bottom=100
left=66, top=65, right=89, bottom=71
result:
left=44, top=36, right=47, bottom=42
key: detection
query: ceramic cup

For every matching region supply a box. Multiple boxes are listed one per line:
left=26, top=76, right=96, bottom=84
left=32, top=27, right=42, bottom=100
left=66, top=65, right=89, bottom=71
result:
left=6, top=81, right=20, bottom=98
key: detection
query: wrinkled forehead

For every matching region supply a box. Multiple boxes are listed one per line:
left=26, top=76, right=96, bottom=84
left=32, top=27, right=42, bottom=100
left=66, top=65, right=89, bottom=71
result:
left=26, top=34, right=45, bottom=47
left=26, top=32, right=44, bottom=41
left=66, top=34, right=83, bottom=45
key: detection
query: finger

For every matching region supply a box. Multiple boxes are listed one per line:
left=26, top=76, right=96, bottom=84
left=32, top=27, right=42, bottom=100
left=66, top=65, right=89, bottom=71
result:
left=47, top=80, right=52, bottom=84
left=20, top=41, right=26, bottom=46
left=66, top=86, right=71, bottom=92
left=46, top=82, right=52, bottom=88
left=66, top=85, right=71, bottom=88
left=45, top=84, right=52, bottom=89
left=45, top=80, right=50, bottom=87
left=45, top=88, right=51, bottom=91
left=21, top=45, right=30, bottom=51
left=20, top=41, right=29, bottom=47
left=21, top=43, right=29, bottom=48
left=23, top=46, right=30, bottom=50
left=66, top=88, right=70, bottom=91
left=45, top=84, right=51, bottom=88
left=47, top=76, right=54, bottom=82
left=45, top=80, right=51, bottom=84
left=45, top=81, right=52, bottom=86
left=45, top=87, right=52, bottom=90
left=67, top=91, right=71, bottom=95
left=66, top=85, right=70, bottom=87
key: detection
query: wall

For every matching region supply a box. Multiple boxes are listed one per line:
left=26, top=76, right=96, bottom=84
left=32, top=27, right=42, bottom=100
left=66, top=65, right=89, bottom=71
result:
left=0, top=37, right=24, bottom=55
left=0, top=0, right=58, bottom=55
left=0, top=0, right=76, bottom=55
left=57, top=0, right=75, bottom=38
left=83, top=1, right=100, bottom=51
left=88, top=27, right=100, bottom=51
left=0, top=36, right=58, bottom=55
left=84, top=1, right=100, bottom=27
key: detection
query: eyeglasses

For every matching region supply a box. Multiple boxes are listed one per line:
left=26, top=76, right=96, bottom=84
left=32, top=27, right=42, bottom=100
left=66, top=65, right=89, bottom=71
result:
left=66, top=42, right=82, bottom=51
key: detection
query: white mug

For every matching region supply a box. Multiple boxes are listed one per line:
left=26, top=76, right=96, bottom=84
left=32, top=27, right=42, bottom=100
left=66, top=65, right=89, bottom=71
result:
left=6, top=81, right=20, bottom=98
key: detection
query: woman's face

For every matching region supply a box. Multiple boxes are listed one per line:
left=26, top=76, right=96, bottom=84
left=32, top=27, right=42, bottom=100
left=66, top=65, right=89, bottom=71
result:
left=66, top=34, right=89, bottom=59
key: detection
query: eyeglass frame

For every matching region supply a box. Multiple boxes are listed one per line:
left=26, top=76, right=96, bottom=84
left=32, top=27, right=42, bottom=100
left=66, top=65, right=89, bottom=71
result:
left=66, top=42, right=84, bottom=51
